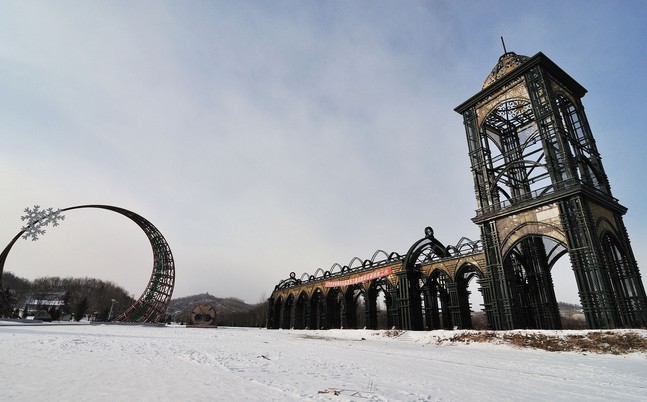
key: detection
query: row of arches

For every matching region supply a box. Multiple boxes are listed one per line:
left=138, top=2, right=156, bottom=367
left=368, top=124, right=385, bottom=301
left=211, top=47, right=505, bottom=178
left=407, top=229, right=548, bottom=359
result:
left=484, top=226, right=647, bottom=330
left=271, top=278, right=392, bottom=331
left=268, top=262, right=485, bottom=331
left=269, top=221, right=647, bottom=330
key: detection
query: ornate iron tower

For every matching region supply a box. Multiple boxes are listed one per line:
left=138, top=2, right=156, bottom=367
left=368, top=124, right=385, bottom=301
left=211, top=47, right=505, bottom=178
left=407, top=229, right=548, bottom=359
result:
left=455, top=51, right=647, bottom=329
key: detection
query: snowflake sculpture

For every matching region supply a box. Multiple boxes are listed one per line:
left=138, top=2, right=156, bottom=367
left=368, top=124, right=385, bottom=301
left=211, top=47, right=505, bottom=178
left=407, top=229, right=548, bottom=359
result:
left=20, top=205, right=65, bottom=241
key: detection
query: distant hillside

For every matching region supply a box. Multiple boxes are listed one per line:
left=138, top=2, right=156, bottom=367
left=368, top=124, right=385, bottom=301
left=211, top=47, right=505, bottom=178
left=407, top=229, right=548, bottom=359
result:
left=558, top=301, right=586, bottom=329
left=558, top=301, right=582, bottom=313
left=168, top=293, right=255, bottom=316
left=168, top=293, right=267, bottom=327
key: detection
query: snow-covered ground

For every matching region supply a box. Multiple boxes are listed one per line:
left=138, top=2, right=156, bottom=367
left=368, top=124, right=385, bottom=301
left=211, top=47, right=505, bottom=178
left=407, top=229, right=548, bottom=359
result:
left=0, top=323, right=645, bottom=401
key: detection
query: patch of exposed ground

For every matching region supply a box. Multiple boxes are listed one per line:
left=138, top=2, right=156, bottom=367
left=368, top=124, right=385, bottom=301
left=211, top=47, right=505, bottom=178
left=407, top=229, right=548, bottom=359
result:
left=437, top=330, right=647, bottom=354
left=298, top=334, right=332, bottom=341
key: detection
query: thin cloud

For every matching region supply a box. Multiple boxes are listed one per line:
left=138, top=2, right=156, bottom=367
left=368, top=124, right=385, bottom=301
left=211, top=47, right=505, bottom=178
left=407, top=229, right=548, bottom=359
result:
left=1, top=2, right=645, bottom=303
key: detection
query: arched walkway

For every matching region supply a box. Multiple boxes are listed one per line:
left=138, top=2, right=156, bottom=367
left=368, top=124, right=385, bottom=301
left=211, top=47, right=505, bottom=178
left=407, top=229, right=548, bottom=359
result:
left=455, top=264, right=485, bottom=329
left=421, top=270, right=453, bottom=330
left=267, top=228, right=487, bottom=331
left=502, top=235, right=563, bottom=329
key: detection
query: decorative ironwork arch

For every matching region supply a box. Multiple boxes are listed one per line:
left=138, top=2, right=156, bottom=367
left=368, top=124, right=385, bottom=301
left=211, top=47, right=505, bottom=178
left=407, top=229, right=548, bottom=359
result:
left=456, top=262, right=484, bottom=281
left=0, top=204, right=175, bottom=323
left=503, top=233, right=567, bottom=272
left=275, top=272, right=300, bottom=290
left=501, top=234, right=564, bottom=329
left=329, top=263, right=344, bottom=275
left=267, top=227, right=491, bottom=331
left=371, top=249, right=390, bottom=262
left=348, top=257, right=364, bottom=269
left=402, top=227, right=450, bottom=271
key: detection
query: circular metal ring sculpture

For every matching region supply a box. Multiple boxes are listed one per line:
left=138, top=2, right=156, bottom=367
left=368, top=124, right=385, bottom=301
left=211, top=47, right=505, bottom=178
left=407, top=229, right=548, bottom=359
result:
left=189, top=304, right=217, bottom=327
left=0, top=204, right=175, bottom=323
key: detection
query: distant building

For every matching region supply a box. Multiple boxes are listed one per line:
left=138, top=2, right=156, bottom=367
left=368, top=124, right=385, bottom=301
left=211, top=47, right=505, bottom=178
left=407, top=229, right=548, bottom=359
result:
left=24, top=292, right=65, bottom=316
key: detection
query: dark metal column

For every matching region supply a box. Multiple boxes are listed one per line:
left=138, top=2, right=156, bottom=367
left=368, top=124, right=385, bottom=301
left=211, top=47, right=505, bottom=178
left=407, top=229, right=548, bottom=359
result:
left=387, top=289, right=398, bottom=329
left=447, top=282, right=461, bottom=329
left=396, top=270, right=423, bottom=330
left=365, top=287, right=378, bottom=330
left=559, top=197, right=619, bottom=328
left=481, top=222, right=515, bottom=329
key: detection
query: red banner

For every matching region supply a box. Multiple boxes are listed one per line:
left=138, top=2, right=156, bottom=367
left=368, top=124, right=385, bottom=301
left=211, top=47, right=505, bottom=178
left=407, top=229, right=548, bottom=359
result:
left=324, top=267, right=392, bottom=288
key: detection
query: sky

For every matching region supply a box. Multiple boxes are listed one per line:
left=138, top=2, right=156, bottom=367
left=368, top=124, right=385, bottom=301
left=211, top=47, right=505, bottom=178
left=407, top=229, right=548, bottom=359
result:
left=1, top=1, right=646, bottom=305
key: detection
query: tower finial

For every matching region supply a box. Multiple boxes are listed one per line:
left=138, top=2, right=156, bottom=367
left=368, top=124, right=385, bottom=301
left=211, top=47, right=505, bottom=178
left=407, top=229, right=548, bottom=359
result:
left=500, top=36, right=507, bottom=54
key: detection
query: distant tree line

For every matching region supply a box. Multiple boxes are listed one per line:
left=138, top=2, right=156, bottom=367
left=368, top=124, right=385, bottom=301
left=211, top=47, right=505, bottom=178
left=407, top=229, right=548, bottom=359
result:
left=1, top=271, right=134, bottom=321
left=216, top=299, right=268, bottom=327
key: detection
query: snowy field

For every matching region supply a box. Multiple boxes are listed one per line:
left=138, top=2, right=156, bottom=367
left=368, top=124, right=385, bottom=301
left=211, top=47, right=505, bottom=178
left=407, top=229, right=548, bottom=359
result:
left=0, top=324, right=645, bottom=401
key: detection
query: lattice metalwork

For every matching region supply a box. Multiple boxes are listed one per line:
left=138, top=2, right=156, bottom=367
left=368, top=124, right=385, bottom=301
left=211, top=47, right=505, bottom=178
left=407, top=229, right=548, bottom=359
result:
left=268, top=226, right=486, bottom=331
left=273, top=249, right=404, bottom=292
left=456, top=51, right=647, bottom=330
left=0, top=205, right=175, bottom=323
left=268, top=51, right=647, bottom=332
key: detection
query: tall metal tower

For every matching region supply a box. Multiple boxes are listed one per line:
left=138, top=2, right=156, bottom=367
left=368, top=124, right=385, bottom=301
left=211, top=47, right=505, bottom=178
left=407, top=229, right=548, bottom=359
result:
left=455, top=51, right=647, bottom=329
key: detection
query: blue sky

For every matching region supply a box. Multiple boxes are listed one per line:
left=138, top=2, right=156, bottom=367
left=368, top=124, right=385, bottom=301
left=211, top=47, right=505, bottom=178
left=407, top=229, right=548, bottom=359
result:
left=1, top=1, right=646, bottom=304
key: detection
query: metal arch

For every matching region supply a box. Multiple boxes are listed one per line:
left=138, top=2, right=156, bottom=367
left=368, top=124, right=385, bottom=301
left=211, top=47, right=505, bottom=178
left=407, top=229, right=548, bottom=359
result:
left=370, top=275, right=393, bottom=293
left=347, top=257, right=364, bottom=269
left=445, top=245, right=460, bottom=257
left=329, top=263, right=344, bottom=275
left=455, top=237, right=481, bottom=253
left=0, top=205, right=175, bottom=323
left=299, top=272, right=310, bottom=282
left=447, top=237, right=483, bottom=256
left=371, top=249, right=390, bottom=263
left=275, top=272, right=300, bottom=290
left=427, top=266, right=453, bottom=283
left=455, top=262, right=485, bottom=282
left=402, top=227, right=450, bottom=272
left=297, top=290, right=309, bottom=302
left=0, top=231, right=28, bottom=316
left=268, top=230, right=479, bottom=297
left=270, top=249, right=406, bottom=294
